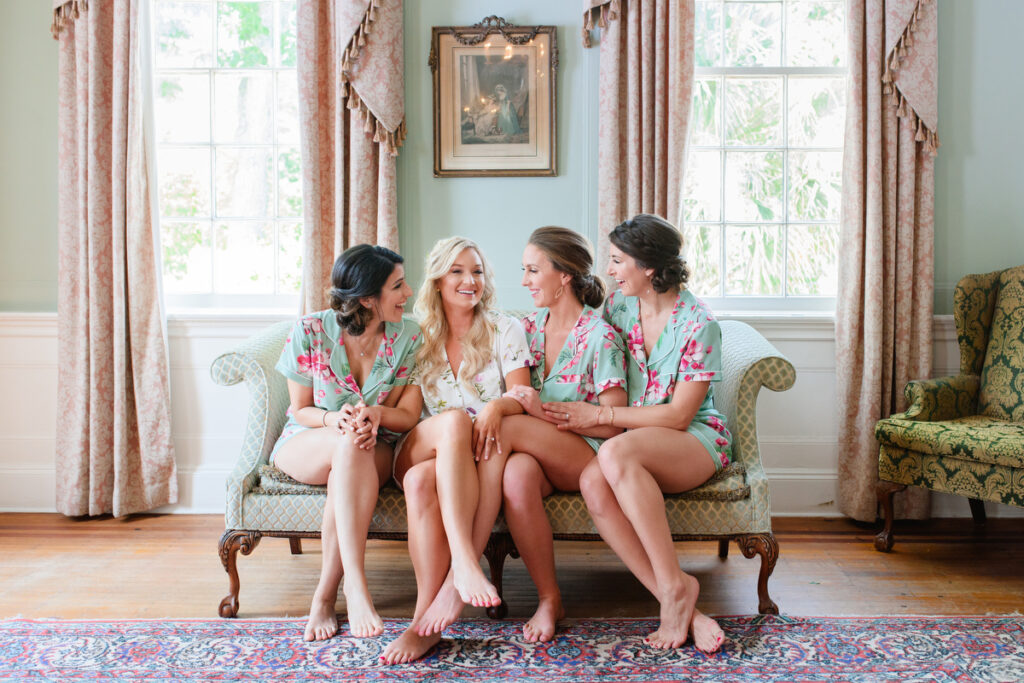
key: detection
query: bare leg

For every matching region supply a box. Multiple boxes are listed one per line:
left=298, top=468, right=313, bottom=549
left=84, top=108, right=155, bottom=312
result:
left=431, top=411, right=500, bottom=608
left=330, top=438, right=392, bottom=638
left=502, top=452, right=563, bottom=642
left=418, top=448, right=510, bottom=636
left=594, top=428, right=722, bottom=650
left=381, top=461, right=445, bottom=664
left=580, top=458, right=724, bottom=653
left=305, top=482, right=343, bottom=641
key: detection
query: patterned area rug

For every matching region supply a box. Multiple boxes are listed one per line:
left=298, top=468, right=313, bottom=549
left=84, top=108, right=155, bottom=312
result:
left=1, top=615, right=1022, bottom=681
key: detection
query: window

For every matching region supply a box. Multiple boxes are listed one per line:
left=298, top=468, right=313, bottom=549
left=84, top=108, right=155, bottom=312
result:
left=684, top=0, right=846, bottom=310
left=152, top=1, right=302, bottom=309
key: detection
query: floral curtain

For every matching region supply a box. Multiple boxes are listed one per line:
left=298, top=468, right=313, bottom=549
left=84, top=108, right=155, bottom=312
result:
left=297, top=0, right=405, bottom=312
left=582, top=0, right=695, bottom=271
left=52, top=0, right=178, bottom=517
left=836, top=0, right=939, bottom=522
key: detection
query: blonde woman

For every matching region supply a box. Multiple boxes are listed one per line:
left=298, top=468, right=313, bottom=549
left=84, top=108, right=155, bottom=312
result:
left=381, top=237, right=531, bottom=664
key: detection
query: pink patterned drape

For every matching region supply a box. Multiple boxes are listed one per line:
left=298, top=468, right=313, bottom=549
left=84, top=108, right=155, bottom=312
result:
left=53, top=0, right=178, bottom=517
left=297, top=0, right=404, bottom=312
left=836, top=0, right=938, bottom=522
left=582, top=0, right=695, bottom=271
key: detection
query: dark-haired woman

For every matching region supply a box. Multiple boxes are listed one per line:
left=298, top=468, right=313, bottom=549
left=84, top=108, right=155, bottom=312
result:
left=498, top=226, right=628, bottom=642
left=560, top=214, right=731, bottom=652
left=270, top=244, right=422, bottom=642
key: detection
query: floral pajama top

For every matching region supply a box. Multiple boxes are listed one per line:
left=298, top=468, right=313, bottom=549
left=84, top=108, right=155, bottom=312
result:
left=270, top=311, right=422, bottom=460
left=411, top=312, right=530, bottom=419
left=522, top=305, right=628, bottom=452
left=603, top=289, right=733, bottom=470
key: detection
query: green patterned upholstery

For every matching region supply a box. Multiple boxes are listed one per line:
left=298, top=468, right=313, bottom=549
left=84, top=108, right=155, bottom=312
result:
left=214, top=316, right=794, bottom=615
left=875, top=267, right=1024, bottom=513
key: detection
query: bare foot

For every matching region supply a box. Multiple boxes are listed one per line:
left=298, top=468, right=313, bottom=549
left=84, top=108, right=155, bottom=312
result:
left=417, top=577, right=464, bottom=636
left=343, top=583, right=384, bottom=638
left=303, top=597, right=338, bottom=642
left=645, top=573, right=699, bottom=649
left=522, top=596, right=564, bottom=643
left=451, top=559, right=500, bottom=608
left=690, top=609, right=725, bottom=653
left=380, top=624, right=441, bottom=665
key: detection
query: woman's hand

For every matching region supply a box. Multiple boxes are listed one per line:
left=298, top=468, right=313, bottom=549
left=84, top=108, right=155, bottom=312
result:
left=351, top=403, right=380, bottom=450
left=472, top=403, right=504, bottom=462
left=503, top=385, right=557, bottom=422
left=543, top=401, right=600, bottom=432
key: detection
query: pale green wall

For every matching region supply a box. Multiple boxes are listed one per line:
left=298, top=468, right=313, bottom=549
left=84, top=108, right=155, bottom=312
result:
left=0, top=0, right=59, bottom=311
left=2, top=1, right=1021, bottom=313
left=398, top=0, right=599, bottom=310
left=933, top=0, right=1024, bottom=314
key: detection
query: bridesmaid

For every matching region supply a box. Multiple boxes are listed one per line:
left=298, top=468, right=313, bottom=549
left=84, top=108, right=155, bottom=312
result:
left=501, top=226, right=629, bottom=642
left=270, top=244, right=422, bottom=641
left=570, top=214, right=731, bottom=652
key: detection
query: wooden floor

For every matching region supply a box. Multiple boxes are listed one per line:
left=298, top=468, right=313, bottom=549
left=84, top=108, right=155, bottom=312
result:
left=2, top=513, right=1022, bottom=620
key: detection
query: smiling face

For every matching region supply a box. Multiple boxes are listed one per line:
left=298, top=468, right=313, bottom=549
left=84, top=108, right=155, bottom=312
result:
left=437, top=247, right=486, bottom=313
left=364, top=263, right=412, bottom=324
left=521, top=243, right=570, bottom=308
left=606, top=243, right=652, bottom=297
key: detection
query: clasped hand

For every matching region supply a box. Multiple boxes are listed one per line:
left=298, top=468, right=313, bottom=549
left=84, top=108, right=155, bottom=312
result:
left=541, top=400, right=599, bottom=431
left=333, top=401, right=380, bottom=450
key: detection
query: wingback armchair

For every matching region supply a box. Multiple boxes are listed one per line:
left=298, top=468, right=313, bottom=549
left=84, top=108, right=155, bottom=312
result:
left=212, top=315, right=795, bottom=617
left=874, top=266, right=1024, bottom=551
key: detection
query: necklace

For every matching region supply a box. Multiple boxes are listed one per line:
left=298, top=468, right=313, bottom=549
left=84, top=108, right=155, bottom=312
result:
left=348, top=330, right=382, bottom=358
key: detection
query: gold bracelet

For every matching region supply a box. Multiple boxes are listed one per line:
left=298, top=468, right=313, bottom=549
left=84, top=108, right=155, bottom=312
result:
left=596, top=405, right=605, bottom=426
left=322, top=409, right=330, bottom=427
left=609, top=406, right=615, bottom=427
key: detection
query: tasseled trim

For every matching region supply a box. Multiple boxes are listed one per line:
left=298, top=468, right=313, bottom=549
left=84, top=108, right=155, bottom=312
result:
left=881, top=0, right=939, bottom=156
left=888, top=86, right=940, bottom=155
left=582, top=0, right=621, bottom=48
left=339, top=0, right=404, bottom=156
left=51, top=0, right=88, bottom=39
left=345, top=87, right=406, bottom=157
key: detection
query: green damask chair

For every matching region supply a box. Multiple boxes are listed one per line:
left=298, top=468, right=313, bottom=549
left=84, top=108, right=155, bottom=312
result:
left=874, top=266, right=1024, bottom=552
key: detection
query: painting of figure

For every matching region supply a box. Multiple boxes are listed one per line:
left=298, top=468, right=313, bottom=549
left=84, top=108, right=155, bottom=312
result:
left=458, top=54, right=530, bottom=145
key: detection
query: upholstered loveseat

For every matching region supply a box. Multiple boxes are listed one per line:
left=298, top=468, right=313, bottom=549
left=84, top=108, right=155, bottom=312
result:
left=874, top=266, right=1024, bottom=551
left=212, top=315, right=795, bottom=618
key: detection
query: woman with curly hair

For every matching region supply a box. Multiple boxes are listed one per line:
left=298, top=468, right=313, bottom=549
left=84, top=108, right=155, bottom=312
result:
left=270, top=244, right=422, bottom=642
left=569, top=214, right=732, bottom=653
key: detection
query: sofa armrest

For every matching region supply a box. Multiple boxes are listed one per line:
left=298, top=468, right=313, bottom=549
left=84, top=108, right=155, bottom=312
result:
left=898, top=374, right=980, bottom=422
left=210, top=320, right=293, bottom=528
left=718, top=321, right=797, bottom=475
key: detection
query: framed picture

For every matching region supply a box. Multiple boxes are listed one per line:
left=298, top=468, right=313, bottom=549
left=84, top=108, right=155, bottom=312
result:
left=430, top=16, right=557, bottom=177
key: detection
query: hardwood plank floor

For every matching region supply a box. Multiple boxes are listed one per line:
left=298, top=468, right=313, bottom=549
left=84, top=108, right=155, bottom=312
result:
left=1, top=514, right=1022, bottom=620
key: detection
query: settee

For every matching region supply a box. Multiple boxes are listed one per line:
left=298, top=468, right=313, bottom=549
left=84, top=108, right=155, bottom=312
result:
left=212, top=315, right=795, bottom=618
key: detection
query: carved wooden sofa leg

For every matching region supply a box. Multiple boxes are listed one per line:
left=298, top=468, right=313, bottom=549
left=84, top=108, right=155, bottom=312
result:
left=289, top=537, right=303, bottom=555
left=484, top=533, right=517, bottom=619
left=736, top=533, right=779, bottom=615
left=874, top=480, right=907, bottom=552
left=218, top=529, right=262, bottom=618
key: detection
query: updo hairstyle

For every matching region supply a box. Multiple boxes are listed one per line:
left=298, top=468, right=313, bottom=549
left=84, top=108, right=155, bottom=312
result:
left=528, top=226, right=606, bottom=308
left=328, top=244, right=403, bottom=335
left=608, top=214, right=690, bottom=293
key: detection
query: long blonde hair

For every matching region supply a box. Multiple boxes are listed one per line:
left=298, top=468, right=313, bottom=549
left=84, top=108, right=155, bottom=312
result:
left=414, top=237, right=498, bottom=391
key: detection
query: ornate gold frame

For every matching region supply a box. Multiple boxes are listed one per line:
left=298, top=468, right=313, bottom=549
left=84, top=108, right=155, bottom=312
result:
left=430, top=16, right=558, bottom=177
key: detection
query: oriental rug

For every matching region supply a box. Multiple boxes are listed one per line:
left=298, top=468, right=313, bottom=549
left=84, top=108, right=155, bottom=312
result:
left=1, top=615, right=1022, bottom=681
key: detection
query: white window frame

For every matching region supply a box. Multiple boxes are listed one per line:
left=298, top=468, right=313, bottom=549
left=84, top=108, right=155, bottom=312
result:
left=687, top=0, right=847, bottom=315
left=151, top=0, right=302, bottom=313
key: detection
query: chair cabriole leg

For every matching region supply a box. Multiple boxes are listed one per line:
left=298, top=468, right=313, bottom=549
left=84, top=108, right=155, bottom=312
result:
left=484, top=533, right=514, bottom=619
left=218, top=529, right=262, bottom=618
left=874, top=480, right=907, bottom=552
left=736, top=533, right=779, bottom=615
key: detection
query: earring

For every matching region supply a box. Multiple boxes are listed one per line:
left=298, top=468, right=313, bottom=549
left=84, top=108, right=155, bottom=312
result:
left=554, top=284, right=564, bottom=299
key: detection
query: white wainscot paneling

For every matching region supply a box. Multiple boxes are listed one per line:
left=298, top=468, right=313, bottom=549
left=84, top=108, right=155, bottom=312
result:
left=2, top=312, right=1021, bottom=518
